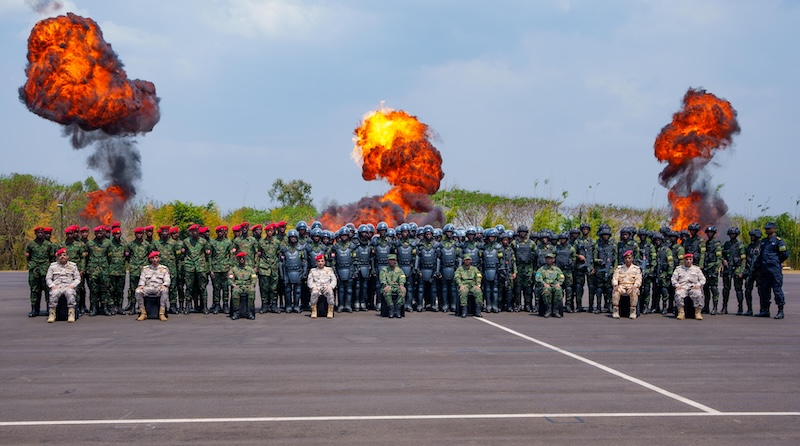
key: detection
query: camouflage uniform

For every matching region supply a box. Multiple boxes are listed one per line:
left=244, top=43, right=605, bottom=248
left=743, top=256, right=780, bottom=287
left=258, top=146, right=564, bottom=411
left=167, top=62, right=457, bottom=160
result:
left=106, top=236, right=128, bottom=313
left=45, top=260, right=81, bottom=309
left=135, top=264, right=171, bottom=309
left=61, top=239, right=87, bottom=312
left=535, top=262, right=565, bottom=317
left=702, top=237, right=723, bottom=314
left=184, top=236, right=211, bottom=313
left=26, top=237, right=54, bottom=314
left=512, top=235, right=537, bottom=312
left=637, top=236, right=657, bottom=312
left=500, top=240, right=517, bottom=312
left=455, top=262, right=483, bottom=316
left=126, top=238, right=152, bottom=312
left=257, top=236, right=282, bottom=312
left=572, top=233, right=595, bottom=312
left=743, top=234, right=761, bottom=316
left=85, top=236, right=110, bottom=315
left=153, top=237, right=179, bottom=312
left=228, top=262, right=258, bottom=319
left=209, top=235, right=233, bottom=313
left=654, top=242, right=675, bottom=313
left=721, top=235, right=746, bottom=314
left=611, top=262, right=642, bottom=312
left=554, top=240, right=576, bottom=312
left=671, top=262, right=706, bottom=310
left=593, top=236, right=616, bottom=313
left=379, top=264, right=406, bottom=305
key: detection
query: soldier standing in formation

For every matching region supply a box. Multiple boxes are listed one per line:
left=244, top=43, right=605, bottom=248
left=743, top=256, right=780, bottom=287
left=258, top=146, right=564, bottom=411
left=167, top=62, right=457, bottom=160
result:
left=743, top=229, right=762, bottom=317
left=755, top=222, right=789, bottom=319
left=26, top=227, right=54, bottom=317
left=701, top=226, right=723, bottom=315
left=721, top=227, right=746, bottom=315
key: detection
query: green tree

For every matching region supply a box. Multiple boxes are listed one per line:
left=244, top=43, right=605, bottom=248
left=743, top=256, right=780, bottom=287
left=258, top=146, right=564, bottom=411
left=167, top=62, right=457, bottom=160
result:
left=268, top=179, right=313, bottom=208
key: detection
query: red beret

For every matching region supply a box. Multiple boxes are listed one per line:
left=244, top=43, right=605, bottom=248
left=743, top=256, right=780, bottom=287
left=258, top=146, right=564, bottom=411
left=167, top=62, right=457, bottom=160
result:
left=232, top=225, right=242, bottom=231
left=315, top=254, right=325, bottom=261
left=215, top=225, right=228, bottom=231
left=55, top=247, right=67, bottom=256
left=199, top=227, right=209, bottom=234
left=145, top=225, right=155, bottom=231
left=187, top=224, right=199, bottom=231
left=43, top=227, right=53, bottom=233
left=623, top=250, right=633, bottom=257
left=148, top=251, right=160, bottom=259
left=684, top=253, right=694, bottom=258
left=235, top=251, right=247, bottom=258
left=69, top=225, right=80, bottom=232
left=64, top=227, right=72, bottom=234
left=112, top=228, right=121, bottom=234
left=80, top=226, right=90, bottom=232
left=169, top=227, right=179, bottom=234
left=240, top=221, right=249, bottom=226
left=159, top=225, right=170, bottom=231
left=33, top=226, right=42, bottom=232
left=111, top=221, right=121, bottom=228
left=93, top=226, right=104, bottom=232
left=278, top=221, right=287, bottom=227
left=133, top=227, right=144, bottom=233
left=251, top=224, right=262, bottom=230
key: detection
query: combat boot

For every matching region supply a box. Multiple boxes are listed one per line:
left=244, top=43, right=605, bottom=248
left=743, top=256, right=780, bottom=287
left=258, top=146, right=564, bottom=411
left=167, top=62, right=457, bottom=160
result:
left=612, top=306, right=620, bottom=319
left=28, top=304, right=38, bottom=318
left=774, top=305, right=784, bottom=319
left=259, top=302, right=269, bottom=314
left=47, top=308, right=56, bottom=323
left=694, top=307, right=703, bottom=320
left=247, top=309, right=256, bottom=320
left=474, top=304, right=482, bottom=318
left=311, top=304, right=318, bottom=319
left=710, top=302, right=718, bottom=315
left=461, top=307, right=467, bottom=318
left=231, top=310, right=239, bottom=320
left=629, top=307, right=637, bottom=320
left=327, top=305, right=334, bottom=319
left=67, top=308, right=75, bottom=323
left=168, top=304, right=178, bottom=315
left=755, top=306, right=770, bottom=318
left=221, top=302, right=229, bottom=314
left=676, top=307, right=685, bottom=320
left=122, top=300, right=134, bottom=314
left=137, top=307, right=147, bottom=321
left=88, top=302, right=97, bottom=317
left=158, top=307, right=168, bottom=321
left=736, top=303, right=743, bottom=315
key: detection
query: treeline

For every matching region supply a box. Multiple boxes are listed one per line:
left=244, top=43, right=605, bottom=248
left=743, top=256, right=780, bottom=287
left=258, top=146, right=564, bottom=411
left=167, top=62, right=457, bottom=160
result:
left=1, top=174, right=797, bottom=269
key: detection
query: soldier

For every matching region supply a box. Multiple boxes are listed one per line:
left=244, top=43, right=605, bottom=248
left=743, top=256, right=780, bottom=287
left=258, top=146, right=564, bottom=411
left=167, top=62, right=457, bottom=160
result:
left=616, top=227, right=640, bottom=266
left=45, top=247, right=81, bottom=323
left=144, top=225, right=155, bottom=244
left=85, top=226, right=111, bottom=316
left=352, top=225, right=373, bottom=312
left=280, top=229, right=307, bottom=313
left=499, top=230, right=517, bottom=313
left=742, top=229, right=762, bottom=317
left=153, top=226, right=178, bottom=314
left=592, top=225, right=616, bottom=314
left=636, top=229, right=657, bottom=314
left=652, top=233, right=675, bottom=315
left=124, top=228, right=151, bottom=315
left=667, top=230, right=685, bottom=313
left=371, top=222, right=393, bottom=312
left=672, top=253, right=706, bottom=320
left=572, top=223, right=595, bottom=313
left=209, top=225, right=232, bottom=314
left=256, top=223, right=282, bottom=314
left=535, top=252, right=565, bottom=318
left=308, top=254, right=337, bottom=319
left=106, top=227, right=128, bottom=315
left=683, top=223, right=704, bottom=266
left=135, top=251, right=170, bottom=322
left=60, top=226, right=87, bottom=316
left=480, top=228, right=503, bottom=313
left=183, top=224, right=211, bottom=314
left=380, top=254, right=407, bottom=318
left=699, top=226, right=723, bottom=315
left=25, top=227, right=54, bottom=317
left=228, top=252, right=257, bottom=320
left=168, top=227, right=188, bottom=313
left=611, top=250, right=643, bottom=319
left=331, top=228, right=356, bottom=313
left=77, top=226, right=91, bottom=313
left=394, top=224, right=417, bottom=313
left=231, top=223, right=257, bottom=267
left=721, top=227, right=746, bottom=315
left=415, top=226, right=440, bottom=312
left=554, top=232, right=577, bottom=313
left=755, top=221, right=789, bottom=319
left=455, top=255, right=483, bottom=318
left=439, top=224, right=461, bottom=313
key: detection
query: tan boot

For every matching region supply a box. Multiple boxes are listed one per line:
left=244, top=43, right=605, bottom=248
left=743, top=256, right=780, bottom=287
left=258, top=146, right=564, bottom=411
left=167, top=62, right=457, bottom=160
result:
left=311, top=304, right=317, bottom=319
left=695, top=307, right=703, bottom=320
left=47, top=308, right=56, bottom=323
left=612, top=306, right=620, bottom=319
left=67, top=308, right=75, bottom=323
left=677, top=307, right=685, bottom=320
left=629, top=307, right=637, bottom=320
left=327, top=305, right=333, bottom=319
left=158, top=307, right=167, bottom=321
left=137, top=307, right=147, bottom=321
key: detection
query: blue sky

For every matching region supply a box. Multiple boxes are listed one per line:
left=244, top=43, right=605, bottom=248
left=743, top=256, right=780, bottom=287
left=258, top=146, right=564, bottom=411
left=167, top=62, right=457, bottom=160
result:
left=1, top=0, right=798, bottom=219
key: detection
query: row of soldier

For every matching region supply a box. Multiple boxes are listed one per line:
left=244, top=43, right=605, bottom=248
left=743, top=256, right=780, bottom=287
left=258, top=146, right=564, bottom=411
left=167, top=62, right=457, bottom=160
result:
left=26, top=218, right=788, bottom=320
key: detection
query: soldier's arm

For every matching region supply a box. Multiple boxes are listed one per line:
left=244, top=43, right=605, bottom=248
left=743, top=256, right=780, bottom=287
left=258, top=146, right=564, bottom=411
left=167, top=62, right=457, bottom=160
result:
left=45, top=265, right=55, bottom=288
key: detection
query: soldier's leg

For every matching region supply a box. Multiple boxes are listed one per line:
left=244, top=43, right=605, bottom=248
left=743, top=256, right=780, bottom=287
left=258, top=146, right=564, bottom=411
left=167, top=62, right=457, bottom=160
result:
left=416, top=279, right=426, bottom=312
left=640, top=275, right=651, bottom=314
left=540, top=287, right=552, bottom=317
left=660, top=277, right=670, bottom=314
left=708, top=274, right=720, bottom=314
left=602, top=274, right=613, bottom=312
left=197, top=273, right=209, bottom=313
left=28, top=271, right=42, bottom=317
left=458, top=287, right=469, bottom=317
left=628, top=287, right=640, bottom=318
left=733, top=275, right=744, bottom=315
left=230, top=290, right=241, bottom=319
left=125, top=275, right=139, bottom=313
left=182, top=272, right=196, bottom=314
left=553, top=286, right=564, bottom=317
left=519, top=266, right=533, bottom=312
left=77, top=275, right=87, bottom=313
left=87, top=272, right=100, bottom=316
left=563, top=271, right=573, bottom=313
left=702, top=272, right=711, bottom=314
left=588, top=273, right=599, bottom=313
left=721, top=273, right=732, bottom=313
left=168, top=282, right=178, bottom=314
left=177, top=271, right=186, bottom=311
left=267, top=274, right=279, bottom=313
left=674, top=288, right=687, bottom=319
left=573, top=268, right=586, bottom=312
left=472, top=285, right=483, bottom=317
left=110, top=275, right=125, bottom=314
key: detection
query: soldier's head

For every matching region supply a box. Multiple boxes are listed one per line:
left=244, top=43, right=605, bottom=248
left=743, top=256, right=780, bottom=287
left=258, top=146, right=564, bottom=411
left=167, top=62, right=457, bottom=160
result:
left=310, top=227, right=322, bottom=243
left=43, top=227, right=52, bottom=240
left=287, top=229, right=299, bottom=245
left=315, top=254, right=325, bottom=269
left=56, top=247, right=68, bottom=265
left=252, top=224, right=263, bottom=238
left=688, top=222, right=700, bottom=235
left=110, top=227, right=121, bottom=240
left=652, top=233, right=664, bottom=246
left=485, top=228, right=498, bottom=243
left=727, top=227, right=740, bottom=241
left=216, top=225, right=228, bottom=239
left=683, top=253, right=694, bottom=267
left=387, top=253, right=397, bottom=267
left=637, top=228, right=649, bottom=242
left=557, top=232, right=568, bottom=245
left=158, top=225, right=170, bottom=240
left=134, top=227, right=144, bottom=240
left=545, top=252, right=555, bottom=266
left=569, top=227, right=580, bottom=241
left=338, top=227, right=350, bottom=242
left=501, top=231, right=513, bottom=246
left=748, top=228, right=762, bottom=242
left=170, top=227, right=180, bottom=240
left=463, top=255, right=473, bottom=267
left=423, top=226, right=434, bottom=241
left=145, top=225, right=154, bottom=239
left=580, top=222, right=591, bottom=236
left=679, top=230, right=689, bottom=242
left=80, top=226, right=90, bottom=240
left=623, top=250, right=634, bottom=267
left=33, top=226, right=44, bottom=240
left=764, top=221, right=776, bottom=236
left=148, top=251, right=161, bottom=266
left=264, top=224, right=275, bottom=238
left=188, top=224, right=200, bottom=239
left=93, top=226, right=105, bottom=240
left=296, top=221, right=309, bottom=237
left=704, top=226, right=717, bottom=239
left=322, top=230, right=333, bottom=245
left=235, top=251, right=247, bottom=265
left=277, top=221, right=287, bottom=234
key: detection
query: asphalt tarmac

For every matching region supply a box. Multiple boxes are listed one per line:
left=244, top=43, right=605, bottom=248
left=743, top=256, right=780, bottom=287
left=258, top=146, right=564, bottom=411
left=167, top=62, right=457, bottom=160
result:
left=0, top=271, right=797, bottom=445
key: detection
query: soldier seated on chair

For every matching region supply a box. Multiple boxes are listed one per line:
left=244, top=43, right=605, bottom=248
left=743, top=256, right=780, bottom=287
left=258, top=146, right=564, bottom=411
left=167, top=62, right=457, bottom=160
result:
left=135, top=251, right=170, bottom=321
left=308, top=253, right=337, bottom=319
left=611, top=250, right=642, bottom=320
left=45, top=248, right=81, bottom=323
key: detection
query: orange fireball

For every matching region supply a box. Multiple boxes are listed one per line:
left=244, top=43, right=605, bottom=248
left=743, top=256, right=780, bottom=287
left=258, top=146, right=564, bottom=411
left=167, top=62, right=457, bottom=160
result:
left=80, top=185, right=129, bottom=226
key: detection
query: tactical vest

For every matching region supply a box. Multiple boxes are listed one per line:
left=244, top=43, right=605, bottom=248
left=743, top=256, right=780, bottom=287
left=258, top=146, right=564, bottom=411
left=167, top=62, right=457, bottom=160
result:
left=373, top=239, right=392, bottom=266
left=705, top=240, right=720, bottom=265
left=461, top=242, right=481, bottom=268
left=596, top=241, right=615, bottom=274
left=576, top=237, right=594, bottom=269
left=555, top=244, right=573, bottom=269
left=306, top=243, right=327, bottom=268
left=514, top=240, right=533, bottom=264
left=355, top=242, right=372, bottom=278
left=395, top=241, right=415, bottom=266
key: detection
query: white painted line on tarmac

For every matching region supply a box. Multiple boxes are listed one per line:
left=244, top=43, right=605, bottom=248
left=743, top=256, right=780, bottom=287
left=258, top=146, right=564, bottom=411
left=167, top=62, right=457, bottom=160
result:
left=1, top=412, right=799, bottom=427
left=477, top=317, right=722, bottom=414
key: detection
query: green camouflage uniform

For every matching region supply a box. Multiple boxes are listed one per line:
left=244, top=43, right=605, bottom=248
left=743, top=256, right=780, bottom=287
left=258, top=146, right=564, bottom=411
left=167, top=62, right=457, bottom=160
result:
left=655, top=244, right=675, bottom=310
left=60, top=239, right=87, bottom=307
left=535, top=264, right=565, bottom=312
left=455, top=264, right=483, bottom=307
left=106, top=237, right=129, bottom=310
left=257, top=237, right=282, bottom=310
left=379, top=264, right=407, bottom=305
left=228, top=263, right=257, bottom=310
left=26, top=238, right=54, bottom=307
left=127, top=239, right=152, bottom=309
left=154, top=238, right=179, bottom=308
left=637, top=239, right=657, bottom=310
left=183, top=236, right=211, bottom=311
left=721, top=237, right=747, bottom=313
left=209, top=236, right=233, bottom=310
left=85, top=237, right=111, bottom=309
left=702, top=238, right=723, bottom=311
left=554, top=241, right=576, bottom=311
left=232, top=235, right=257, bottom=268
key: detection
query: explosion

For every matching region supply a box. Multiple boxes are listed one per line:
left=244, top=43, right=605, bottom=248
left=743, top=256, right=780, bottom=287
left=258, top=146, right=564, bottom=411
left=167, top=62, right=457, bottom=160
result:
left=319, top=106, right=445, bottom=228
left=19, top=13, right=160, bottom=225
left=654, top=88, right=740, bottom=230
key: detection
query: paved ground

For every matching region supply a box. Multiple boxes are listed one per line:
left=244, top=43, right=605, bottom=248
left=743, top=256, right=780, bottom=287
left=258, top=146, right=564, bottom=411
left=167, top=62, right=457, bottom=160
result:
left=0, top=271, right=797, bottom=445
